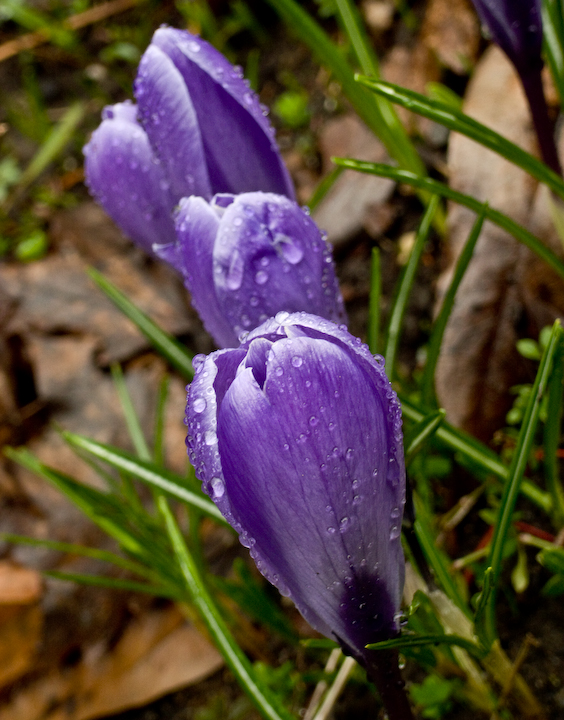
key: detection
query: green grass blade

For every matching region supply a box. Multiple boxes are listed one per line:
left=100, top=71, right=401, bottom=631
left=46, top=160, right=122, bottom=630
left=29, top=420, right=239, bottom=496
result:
left=421, top=208, right=485, bottom=406
left=366, top=633, right=484, bottom=659
left=367, top=247, right=381, bottom=355
left=483, top=320, right=563, bottom=644
left=473, top=567, right=494, bottom=648
left=5, top=446, right=148, bottom=556
left=88, top=267, right=194, bottom=379
left=265, top=0, right=424, bottom=176
left=413, top=494, right=470, bottom=615
left=404, top=409, right=446, bottom=463
left=154, top=374, right=170, bottom=467
left=385, top=195, right=439, bottom=376
left=159, top=497, right=295, bottom=720
left=334, top=0, right=379, bottom=76
left=307, top=166, right=344, bottom=212
left=542, top=0, right=564, bottom=107
left=44, top=571, right=182, bottom=599
left=334, top=158, right=564, bottom=282
left=61, top=431, right=226, bottom=525
left=111, top=363, right=152, bottom=461
left=356, top=78, right=564, bottom=201
left=401, top=396, right=552, bottom=512
left=0, top=532, right=155, bottom=580
left=544, top=332, right=564, bottom=527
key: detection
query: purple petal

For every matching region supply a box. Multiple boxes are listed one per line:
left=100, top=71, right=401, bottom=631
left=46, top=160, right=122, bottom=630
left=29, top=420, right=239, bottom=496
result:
left=135, top=45, right=212, bottom=200
left=83, top=101, right=177, bottom=255
left=471, top=0, right=543, bottom=73
left=150, top=28, right=295, bottom=199
left=187, top=313, right=405, bottom=659
left=167, top=196, right=239, bottom=348
left=212, top=193, right=346, bottom=340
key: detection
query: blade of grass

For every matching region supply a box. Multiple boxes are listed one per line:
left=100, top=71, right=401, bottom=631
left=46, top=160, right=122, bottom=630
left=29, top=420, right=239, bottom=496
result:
left=61, top=431, right=226, bottom=525
left=483, top=320, right=563, bottom=646
left=366, top=634, right=484, bottom=659
left=400, top=396, right=552, bottom=512
left=404, top=409, right=446, bottom=463
left=385, top=195, right=439, bottom=376
left=542, top=0, right=564, bottom=107
left=111, top=363, right=151, bottom=461
left=334, top=158, right=564, bottom=282
left=367, top=247, right=381, bottom=355
left=154, top=374, right=170, bottom=467
left=265, top=0, right=424, bottom=176
left=544, top=331, right=564, bottom=527
left=0, top=533, right=155, bottom=579
left=159, top=496, right=294, bottom=720
left=356, top=78, right=564, bottom=201
left=88, top=267, right=194, bottom=379
left=44, top=570, right=182, bottom=599
left=307, top=166, right=344, bottom=212
left=334, top=0, right=379, bottom=76
left=421, top=208, right=485, bottom=406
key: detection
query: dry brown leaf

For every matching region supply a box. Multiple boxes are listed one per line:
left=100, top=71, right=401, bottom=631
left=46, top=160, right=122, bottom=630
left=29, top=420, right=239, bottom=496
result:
left=313, top=114, right=395, bottom=245
left=0, top=604, right=43, bottom=689
left=435, top=47, right=564, bottom=439
left=0, top=606, right=222, bottom=720
left=0, top=563, right=42, bottom=605
left=421, top=0, right=480, bottom=74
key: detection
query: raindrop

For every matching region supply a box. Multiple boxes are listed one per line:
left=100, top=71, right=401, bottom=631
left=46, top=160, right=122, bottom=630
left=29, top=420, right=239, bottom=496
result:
left=292, top=356, right=303, bottom=368
left=233, top=216, right=243, bottom=227
left=326, top=527, right=336, bottom=535
left=193, top=397, right=206, bottom=414
left=211, top=477, right=224, bottom=497
left=389, top=525, right=401, bottom=540
left=226, top=251, right=244, bottom=290
left=255, top=270, right=268, bottom=285
left=391, top=506, right=401, bottom=519
left=188, top=40, right=201, bottom=52
left=345, top=448, right=354, bottom=461
left=275, top=366, right=283, bottom=377
left=275, top=311, right=290, bottom=323
left=340, top=517, right=350, bottom=531
left=205, top=430, right=217, bottom=446
left=309, top=416, right=318, bottom=427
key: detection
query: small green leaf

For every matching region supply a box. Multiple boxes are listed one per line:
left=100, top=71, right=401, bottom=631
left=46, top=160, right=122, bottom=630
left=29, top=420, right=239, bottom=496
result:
left=516, top=339, right=541, bottom=360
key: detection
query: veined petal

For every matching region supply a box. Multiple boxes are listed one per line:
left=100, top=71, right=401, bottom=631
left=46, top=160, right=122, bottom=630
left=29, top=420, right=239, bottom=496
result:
left=212, top=193, right=346, bottom=340
left=135, top=45, right=212, bottom=200
left=83, top=101, right=176, bottom=255
left=150, top=27, right=295, bottom=199
left=170, top=196, right=239, bottom=348
left=216, top=330, right=404, bottom=657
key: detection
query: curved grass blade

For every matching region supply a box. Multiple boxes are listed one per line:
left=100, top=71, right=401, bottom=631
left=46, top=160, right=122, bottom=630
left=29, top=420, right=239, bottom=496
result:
left=543, top=332, right=564, bottom=527
left=334, top=0, right=379, bottom=76
left=88, top=267, right=194, bottom=379
left=356, top=78, right=564, bottom=201
left=265, top=0, right=424, bottom=176
left=307, top=166, right=344, bottom=212
left=61, top=431, right=227, bottom=525
left=44, top=570, right=182, bottom=600
left=421, top=208, right=485, bottom=406
left=366, top=633, right=485, bottom=659
left=400, top=396, right=552, bottom=513
left=385, top=195, right=439, bottom=376
left=542, top=0, right=564, bottom=107
left=0, top=532, right=154, bottom=579
left=159, top=497, right=295, bottom=720
left=404, top=409, right=446, bottom=463
left=483, top=320, right=563, bottom=645
left=333, top=159, right=564, bottom=282
left=367, top=247, right=381, bottom=355
left=111, top=363, right=151, bottom=461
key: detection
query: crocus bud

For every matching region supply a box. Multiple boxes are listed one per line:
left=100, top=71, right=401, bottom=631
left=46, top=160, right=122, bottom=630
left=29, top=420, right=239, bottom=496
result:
left=156, top=193, right=346, bottom=348
left=186, top=312, right=406, bottom=661
left=470, top=0, right=543, bottom=76
left=84, top=27, right=294, bottom=251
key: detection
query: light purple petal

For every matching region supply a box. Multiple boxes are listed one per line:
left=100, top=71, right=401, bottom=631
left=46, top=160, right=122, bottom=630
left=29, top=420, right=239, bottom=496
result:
left=135, top=45, right=212, bottom=200
left=150, top=27, right=295, bottom=199
left=168, top=196, right=239, bottom=348
left=212, top=193, right=346, bottom=340
left=187, top=313, right=405, bottom=659
left=83, top=101, right=176, bottom=255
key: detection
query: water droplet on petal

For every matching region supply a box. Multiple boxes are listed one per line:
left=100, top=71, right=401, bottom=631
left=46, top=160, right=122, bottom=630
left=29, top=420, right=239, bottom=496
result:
left=193, top=397, right=206, bottom=413
left=292, top=356, right=303, bottom=368
left=255, top=270, right=268, bottom=285
left=205, top=430, right=217, bottom=446
left=389, top=525, right=401, bottom=540
left=211, top=477, right=224, bottom=497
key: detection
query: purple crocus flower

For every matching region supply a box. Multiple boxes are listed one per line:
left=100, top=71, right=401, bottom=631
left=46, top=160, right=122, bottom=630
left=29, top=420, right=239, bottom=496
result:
left=156, top=192, right=346, bottom=347
left=186, top=312, right=406, bottom=662
left=84, top=27, right=294, bottom=254
left=470, top=0, right=543, bottom=75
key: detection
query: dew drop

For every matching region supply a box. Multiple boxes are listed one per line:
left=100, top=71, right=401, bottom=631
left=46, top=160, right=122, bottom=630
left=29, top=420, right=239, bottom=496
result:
left=193, top=397, right=206, bottom=414
left=345, top=448, right=354, bottom=461
left=309, top=415, right=318, bottom=427
left=211, top=477, right=224, bottom=497
left=291, top=356, right=303, bottom=368
left=389, top=525, right=401, bottom=540
left=205, top=430, right=217, bottom=446
left=255, top=270, right=268, bottom=285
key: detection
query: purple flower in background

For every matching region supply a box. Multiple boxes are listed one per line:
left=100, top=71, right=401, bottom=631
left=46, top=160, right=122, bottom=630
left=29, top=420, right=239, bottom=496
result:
left=470, top=0, right=543, bottom=75
left=157, top=192, right=346, bottom=347
left=84, top=27, right=294, bottom=254
left=186, top=312, right=405, bottom=661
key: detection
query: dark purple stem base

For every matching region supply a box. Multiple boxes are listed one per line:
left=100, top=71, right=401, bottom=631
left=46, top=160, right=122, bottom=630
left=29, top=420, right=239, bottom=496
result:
left=363, top=648, right=415, bottom=720
left=520, top=68, right=562, bottom=178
